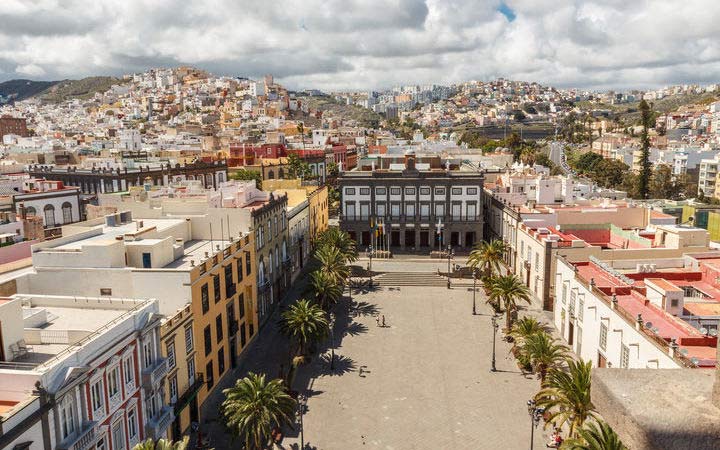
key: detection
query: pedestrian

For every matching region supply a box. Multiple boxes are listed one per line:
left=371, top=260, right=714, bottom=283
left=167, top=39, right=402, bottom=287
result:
left=359, top=366, right=363, bottom=376
left=381, top=315, right=386, bottom=327
left=376, top=315, right=380, bottom=327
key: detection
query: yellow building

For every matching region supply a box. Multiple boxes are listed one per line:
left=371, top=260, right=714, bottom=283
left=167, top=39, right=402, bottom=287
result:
left=308, top=185, right=329, bottom=243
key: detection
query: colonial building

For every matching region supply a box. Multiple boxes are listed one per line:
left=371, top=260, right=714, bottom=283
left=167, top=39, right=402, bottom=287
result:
left=339, top=151, right=484, bottom=252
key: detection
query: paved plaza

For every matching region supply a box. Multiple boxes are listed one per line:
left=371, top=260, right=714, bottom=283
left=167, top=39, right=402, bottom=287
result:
left=201, top=260, right=552, bottom=450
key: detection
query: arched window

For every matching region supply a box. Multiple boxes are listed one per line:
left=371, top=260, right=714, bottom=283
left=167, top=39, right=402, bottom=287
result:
left=43, top=205, right=55, bottom=227
left=61, top=202, right=73, bottom=224
left=274, top=217, right=278, bottom=236
left=218, top=172, right=225, bottom=183
left=278, top=168, right=285, bottom=179
left=275, top=246, right=280, bottom=269
left=25, top=206, right=37, bottom=216
left=282, top=240, right=287, bottom=260
left=267, top=170, right=275, bottom=179
left=268, top=253, right=273, bottom=276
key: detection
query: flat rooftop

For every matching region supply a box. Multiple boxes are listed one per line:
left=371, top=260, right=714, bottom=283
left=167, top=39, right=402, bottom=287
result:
left=48, top=218, right=186, bottom=251
left=164, top=239, right=230, bottom=269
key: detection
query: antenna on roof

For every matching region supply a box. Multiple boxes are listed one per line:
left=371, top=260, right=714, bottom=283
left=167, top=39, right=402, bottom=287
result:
left=645, top=321, right=653, bottom=329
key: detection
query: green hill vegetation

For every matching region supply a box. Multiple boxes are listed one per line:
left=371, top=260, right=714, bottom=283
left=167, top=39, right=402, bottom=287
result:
left=39, top=76, right=123, bottom=103
left=301, top=95, right=383, bottom=128
left=0, top=79, right=59, bottom=103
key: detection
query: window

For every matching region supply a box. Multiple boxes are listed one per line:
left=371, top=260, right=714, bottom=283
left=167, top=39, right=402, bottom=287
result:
left=405, top=203, right=415, bottom=217
left=345, top=188, right=356, bottom=195
left=467, top=187, right=478, bottom=195
left=100, top=288, right=112, bottom=296
left=435, top=203, right=445, bottom=217
left=434, top=188, right=445, bottom=196
left=360, top=188, right=370, bottom=195
left=187, top=355, right=196, bottom=384
left=578, top=297, right=584, bottom=322
left=466, top=203, right=477, bottom=220
left=62, top=202, right=73, bottom=224
left=123, top=357, right=135, bottom=387
left=345, top=203, right=356, bottom=219
left=108, top=366, right=120, bottom=399
left=43, top=204, right=55, bottom=227
left=224, top=264, right=235, bottom=298
left=236, top=260, right=243, bottom=282
left=576, top=326, right=583, bottom=356
left=227, top=303, right=236, bottom=335
left=218, top=347, right=225, bottom=375
left=201, top=284, right=209, bottom=314
left=390, top=203, right=400, bottom=218
left=405, top=188, right=416, bottom=196
left=127, top=408, right=138, bottom=441
left=213, top=275, right=221, bottom=302
left=390, top=187, right=401, bottom=195
left=60, top=398, right=76, bottom=439
left=245, top=252, right=252, bottom=276
left=420, top=204, right=430, bottom=218
left=91, top=380, right=104, bottom=413
left=240, top=323, right=247, bottom=348
left=112, top=420, right=126, bottom=450
left=451, top=188, right=462, bottom=195
left=166, top=342, right=176, bottom=369
left=97, top=437, right=106, bottom=450
left=620, top=344, right=629, bottom=369
left=204, top=326, right=212, bottom=356
left=562, top=284, right=567, bottom=304
left=239, top=293, right=246, bottom=319
left=599, top=323, right=608, bottom=350
left=206, top=361, right=214, bottom=389
left=535, top=253, right=539, bottom=270
left=671, top=298, right=679, bottom=307
left=376, top=202, right=386, bottom=217
left=184, top=325, right=194, bottom=353
left=420, top=187, right=430, bottom=195
left=376, top=187, right=386, bottom=195
left=216, top=314, right=224, bottom=343
left=143, top=339, right=153, bottom=368
left=168, top=375, right=178, bottom=403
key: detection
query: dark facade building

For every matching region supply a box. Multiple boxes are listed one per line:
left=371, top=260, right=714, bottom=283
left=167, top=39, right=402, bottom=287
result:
left=0, top=115, right=29, bottom=138
left=339, top=151, right=484, bottom=253
left=27, top=161, right=229, bottom=195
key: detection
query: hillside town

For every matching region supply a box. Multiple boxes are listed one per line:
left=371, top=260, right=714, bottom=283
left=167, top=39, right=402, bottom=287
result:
left=0, top=65, right=719, bottom=450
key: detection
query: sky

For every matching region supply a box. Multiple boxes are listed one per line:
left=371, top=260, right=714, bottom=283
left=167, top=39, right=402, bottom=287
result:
left=1, top=0, right=720, bottom=92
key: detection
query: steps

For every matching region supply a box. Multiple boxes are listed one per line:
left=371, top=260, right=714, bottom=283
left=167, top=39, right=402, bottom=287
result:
left=373, top=272, right=449, bottom=287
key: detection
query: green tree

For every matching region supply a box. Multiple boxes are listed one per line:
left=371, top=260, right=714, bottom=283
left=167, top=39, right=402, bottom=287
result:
left=592, top=159, right=629, bottom=189
left=514, top=110, right=526, bottom=122
left=315, top=245, right=350, bottom=284
left=316, top=228, right=358, bottom=263
left=230, top=169, right=262, bottom=188
left=467, top=239, right=508, bottom=279
left=132, top=437, right=189, bottom=450
left=509, top=316, right=549, bottom=346
left=279, top=299, right=330, bottom=356
left=638, top=100, right=653, bottom=199
left=222, top=373, right=296, bottom=450
left=649, top=164, right=679, bottom=199
left=523, top=332, right=569, bottom=382
left=287, top=153, right=311, bottom=179
left=535, top=359, right=596, bottom=437
left=296, top=122, right=306, bottom=149
left=310, top=270, right=344, bottom=309
left=561, top=420, right=627, bottom=450
left=487, top=274, right=532, bottom=329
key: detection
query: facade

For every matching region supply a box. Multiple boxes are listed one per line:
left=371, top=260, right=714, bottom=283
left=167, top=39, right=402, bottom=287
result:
left=339, top=152, right=484, bottom=251
left=0, top=115, right=29, bottom=138
left=12, top=180, right=82, bottom=228
left=0, top=294, right=167, bottom=450
left=27, top=161, right=228, bottom=195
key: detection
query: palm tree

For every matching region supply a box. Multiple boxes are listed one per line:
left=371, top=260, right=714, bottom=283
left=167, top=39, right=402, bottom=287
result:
left=222, top=373, right=297, bottom=450
left=561, top=420, right=627, bottom=450
left=316, top=228, right=358, bottom=263
left=279, top=299, right=329, bottom=356
left=509, top=316, right=549, bottom=345
left=468, top=240, right=508, bottom=278
left=536, top=359, right=596, bottom=437
left=311, top=270, right=343, bottom=309
left=523, top=332, right=569, bottom=381
left=316, top=245, right=350, bottom=283
left=488, top=274, right=531, bottom=329
left=297, top=122, right=305, bottom=149
left=132, top=437, right=189, bottom=450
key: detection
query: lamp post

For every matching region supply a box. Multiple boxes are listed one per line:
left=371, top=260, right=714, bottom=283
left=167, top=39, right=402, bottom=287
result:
left=526, top=399, right=545, bottom=450
left=446, top=244, right=453, bottom=289
left=368, top=245, right=373, bottom=287
left=491, top=314, right=499, bottom=372
left=298, top=393, right=306, bottom=449
left=472, top=272, right=477, bottom=315
left=329, top=312, right=335, bottom=371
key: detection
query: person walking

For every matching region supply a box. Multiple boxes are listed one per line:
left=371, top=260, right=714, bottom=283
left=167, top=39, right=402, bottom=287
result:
left=376, top=315, right=380, bottom=327
left=381, top=315, right=386, bottom=327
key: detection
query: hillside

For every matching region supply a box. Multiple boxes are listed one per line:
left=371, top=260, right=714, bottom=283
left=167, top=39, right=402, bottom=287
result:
left=581, top=91, right=720, bottom=125
left=301, top=95, right=383, bottom=128
left=0, top=79, right=59, bottom=104
left=39, top=76, right=123, bottom=103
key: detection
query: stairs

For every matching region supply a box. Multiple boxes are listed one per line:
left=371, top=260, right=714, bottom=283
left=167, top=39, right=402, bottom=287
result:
left=373, top=272, right=450, bottom=287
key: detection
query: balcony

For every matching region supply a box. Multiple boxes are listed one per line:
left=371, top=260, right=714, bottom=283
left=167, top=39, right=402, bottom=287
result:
left=258, top=278, right=271, bottom=293
left=340, top=214, right=481, bottom=225
left=58, top=422, right=97, bottom=450
left=145, top=406, right=174, bottom=441
left=142, top=357, right=168, bottom=389
left=173, top=373, right=204, bottom=415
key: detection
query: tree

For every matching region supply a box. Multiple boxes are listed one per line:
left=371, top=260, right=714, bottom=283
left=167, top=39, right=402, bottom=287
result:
left=487, top=274, right=532, bottom=329
left=649, top=164, right=679, bottom=199
left=296, top=122, right=306, bottom=149
left=523, top=332, right=569, bottom=382
left=467, top=239, right=508, bottom=279
left=132, top=437, right=189, bottom=450
left=561, top=420, right=627, bottom=450
left=638, top=100, right=653, bottom=199
left=514, top=110, right=526, bottom=122
left=310, top=270, right=344, bottom=309
left=279, top=299, right=330, bottom=356
left=230, top=168, right=262, bottom=188
left=287, top=153, right=311, bottom=179
left=316, top=228, right=358, bottom=263
left=592, top=159, right=628, bottom=190
left=222, top=373, right=296, bottom=450
left=509, top=316, right=549, bottom=346
left=315, top=245, right=350, bottom=283
left=535, top=359, right=596, bottom=437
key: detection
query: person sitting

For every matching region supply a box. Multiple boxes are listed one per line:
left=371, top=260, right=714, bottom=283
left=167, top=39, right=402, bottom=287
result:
left=547, top=429, right=563, bottom=448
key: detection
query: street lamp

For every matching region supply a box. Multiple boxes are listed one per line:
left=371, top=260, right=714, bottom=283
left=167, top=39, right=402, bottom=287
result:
left=472, top=272, right=477, bottom=315
left=298, top=393, right=307, bottom=449
left=446, top=244, right=453, bottom=289
left=491, top=314, right=499, bottom=372
left=526, top=399, right=545, bottom=450
left=367, top=245, right=373, bottom=287
left=329, top=312, right=335, bottom=371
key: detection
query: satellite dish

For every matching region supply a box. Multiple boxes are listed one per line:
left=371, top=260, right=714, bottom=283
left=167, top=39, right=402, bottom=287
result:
left=690, top=357, right=699, bottom=366
left=652, top=327, right=660, bottom=334
left=680, top=348, right=689, bottom=355
left=700, top=327, right=709, bottom=336
left=710, top=329, right=718, bottom=337
left=645, top=321, right=653, bottom=329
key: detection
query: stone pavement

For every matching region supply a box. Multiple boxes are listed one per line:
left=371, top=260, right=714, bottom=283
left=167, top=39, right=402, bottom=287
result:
left=198, top=260, right=555, bottom=450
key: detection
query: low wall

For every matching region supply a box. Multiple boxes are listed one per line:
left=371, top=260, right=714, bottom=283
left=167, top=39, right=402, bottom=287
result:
left=0, top=240, right=38, bottom=265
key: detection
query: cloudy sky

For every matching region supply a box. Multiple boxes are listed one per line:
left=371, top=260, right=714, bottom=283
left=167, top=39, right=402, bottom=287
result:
left=1, top=0, right=720, bottom=91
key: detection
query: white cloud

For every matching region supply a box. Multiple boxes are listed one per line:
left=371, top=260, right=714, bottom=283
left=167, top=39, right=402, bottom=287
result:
left=0, top=0, right=719, bottom=90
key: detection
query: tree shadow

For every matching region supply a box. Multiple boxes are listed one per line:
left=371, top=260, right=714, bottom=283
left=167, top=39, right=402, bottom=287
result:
left=348, top=300, right=381, bottom=317
left=350, top=280, right=382, bottom=294
left=311, top=353, right=357, bottom=377
left=341, top=321, right=368, bottom=337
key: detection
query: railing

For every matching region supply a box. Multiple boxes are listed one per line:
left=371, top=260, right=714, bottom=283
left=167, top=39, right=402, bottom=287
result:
left=340, top=214, right=481, bottom=224
left=142, top=358, right=168, bottom=388
left=145, top=406, right=174, bottom=440
left=174, top=373, right=205, bottom=415
left=58, top=422, right=97, bottom=450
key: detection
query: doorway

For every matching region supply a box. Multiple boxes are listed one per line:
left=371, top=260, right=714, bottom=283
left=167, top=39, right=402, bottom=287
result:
left=391, top=230, right=401, bottom=247
left=450, top=232, right=459, bottom=247
left=420, top=231, right=429, bottom=247
left=404, top=230, right=416, bottom=248
left=465, top=232, right=476, bottom=248
left=230, top=338, right=237, bottom=369
left=568, top=321, right=575, bottom=346
left=189, top=398, right=199, bottom=425
left=361, top=231, right=370, bottom=247
left=598, top=352, right=607, bottom=368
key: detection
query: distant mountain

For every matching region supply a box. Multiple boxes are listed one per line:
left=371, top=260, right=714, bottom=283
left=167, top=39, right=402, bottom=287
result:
left=0, top=79, right=59, bottom=104
left=38, top=76, right=123, bottom=103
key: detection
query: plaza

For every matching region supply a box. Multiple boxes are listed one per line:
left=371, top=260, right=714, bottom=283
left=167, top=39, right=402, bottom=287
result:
left=201, top=259, right=552, bottom=450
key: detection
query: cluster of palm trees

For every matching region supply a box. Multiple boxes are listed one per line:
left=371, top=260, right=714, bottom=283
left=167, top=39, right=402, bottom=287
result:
left=468, top=239, right=626, bottom=450
left=216, top=228, right=357, bottom=450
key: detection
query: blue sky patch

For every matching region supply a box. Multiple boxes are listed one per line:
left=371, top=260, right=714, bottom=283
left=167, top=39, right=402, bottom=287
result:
left=498, top=2, right=516, bottom=22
